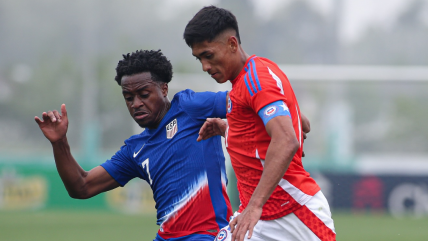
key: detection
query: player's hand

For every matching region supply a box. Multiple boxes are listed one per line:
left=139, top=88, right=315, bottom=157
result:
left=302, top=131, right=307, bottom=157
left=35, top=104, right=69, bottom=143
left=229, top=205, right=262, bottom=241
left=196, top=118, right=227, bottom=142
left=301, top=113, right=311, bottom=157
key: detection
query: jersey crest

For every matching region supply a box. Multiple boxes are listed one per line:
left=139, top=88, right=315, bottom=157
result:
left=166, top=119, right=178, bottom=139
left=215, top=229, right=228, bottom=241
left=227, top=97, right=232, bottom=113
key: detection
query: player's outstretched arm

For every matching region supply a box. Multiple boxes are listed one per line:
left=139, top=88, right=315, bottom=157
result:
left=35, top=104, right=119, bottom=199
left=196, top=118, right=227, bottom=141
left=229, top=115, right=299, bottom=241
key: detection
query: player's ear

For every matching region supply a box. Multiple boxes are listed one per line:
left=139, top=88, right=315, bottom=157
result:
left=228, top=36, right=238, bottom=53
left=161, top=83, right=168, bottom=97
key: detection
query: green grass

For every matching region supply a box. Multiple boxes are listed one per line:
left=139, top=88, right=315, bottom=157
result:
left=1, top=210, right=428, bottom=241
left=334, top=213, right=428, bottom=241
left=0, top=210, right=158, bottom=241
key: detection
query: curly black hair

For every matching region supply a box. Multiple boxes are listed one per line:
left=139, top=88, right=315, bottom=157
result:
left=114, top=49, right=173, bottom=85
left=184, top=6, right=241, bottom=47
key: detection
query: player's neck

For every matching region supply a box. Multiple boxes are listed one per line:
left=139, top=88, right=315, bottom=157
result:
left=148, top=100, right=171, bottom=130
left=231, top=48, right=250, bottom=81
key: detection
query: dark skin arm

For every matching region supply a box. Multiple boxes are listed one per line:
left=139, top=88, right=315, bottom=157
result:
left=197, top=113, right=311, bottom=144
left=197, top=113, right=310, bottom=241
left=35, top=104, right=119, bottom=199
left=229, top=115, right=299, bottom=241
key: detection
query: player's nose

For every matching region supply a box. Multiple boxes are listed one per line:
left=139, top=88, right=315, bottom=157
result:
left=131, top=96, right=144, bottom=109
left=202, top=60, right=211, bottom=72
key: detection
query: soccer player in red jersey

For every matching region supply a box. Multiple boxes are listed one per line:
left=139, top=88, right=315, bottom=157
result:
left=184, top=6, right=335, bottom=241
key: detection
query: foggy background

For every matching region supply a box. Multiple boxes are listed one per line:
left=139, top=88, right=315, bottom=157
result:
left=1, top=0, right=428, bottom=238
left=1, top=0, right=427, bottom=154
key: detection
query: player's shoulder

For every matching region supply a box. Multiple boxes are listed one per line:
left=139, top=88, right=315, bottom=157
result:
left=251, top=56, right=288, bottom=83
left=173, top=89, right=195, bottom=98
left=241, top=56, right=282, bottom=82
left=171, top=88, right=191, bottom=104
left=173, top=88, right=223, bottom=106
left=251, top=56, right=281, bottom=72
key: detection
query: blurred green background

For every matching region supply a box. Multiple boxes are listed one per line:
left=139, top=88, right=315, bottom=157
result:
left=1, top=0, right=428, bottom=240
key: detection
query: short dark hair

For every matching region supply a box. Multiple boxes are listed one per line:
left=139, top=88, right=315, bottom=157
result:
left=183, top=6, right=241, bottom=47
left=115, top=49, right=173, bottom=85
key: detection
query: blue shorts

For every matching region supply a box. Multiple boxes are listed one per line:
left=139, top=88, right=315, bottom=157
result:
left=154, top=233, right=215, bottom=241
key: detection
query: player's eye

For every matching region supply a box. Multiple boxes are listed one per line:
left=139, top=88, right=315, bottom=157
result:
left=125, top=97, right=133, bottom=102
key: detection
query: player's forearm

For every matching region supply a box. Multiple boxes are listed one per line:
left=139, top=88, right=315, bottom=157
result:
left=51, top=137, right=89, bottom=198
left=247, top=135, right=299, bottom=209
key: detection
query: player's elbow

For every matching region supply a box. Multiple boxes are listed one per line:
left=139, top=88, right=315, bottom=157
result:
left=69, top=192, right=92, bottom=200
left=68, top=191, right=86, bottom=199
left=67, top=186, right=92, bottom=199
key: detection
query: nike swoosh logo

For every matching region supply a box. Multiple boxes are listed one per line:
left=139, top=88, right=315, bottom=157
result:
left=133, top=144, right=145, bottom=158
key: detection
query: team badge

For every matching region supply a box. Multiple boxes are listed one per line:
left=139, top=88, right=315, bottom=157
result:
left=227, top=97, right=232, bottom=113
left=215, top=229, right=228, bottom=241
left=264, top=106, right=277, bottom=117
left=166, top=119, right=178, bottom=139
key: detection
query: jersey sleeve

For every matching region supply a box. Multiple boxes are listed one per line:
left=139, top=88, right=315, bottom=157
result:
left=100, top=144, right=138, bottom=186
left=242, top=58, right=289, bottom=114
left=179, top=89, right=228, bottom=121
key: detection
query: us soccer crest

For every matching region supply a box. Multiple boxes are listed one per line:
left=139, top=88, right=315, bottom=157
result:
left=166, top=119, right=178, bottom=139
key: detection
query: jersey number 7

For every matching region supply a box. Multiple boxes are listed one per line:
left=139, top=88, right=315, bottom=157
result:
left=142, top=158, right=153, bottom=185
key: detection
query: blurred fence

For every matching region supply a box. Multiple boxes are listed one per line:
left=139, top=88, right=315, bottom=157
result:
left=1, top=65, right=428, bottom=217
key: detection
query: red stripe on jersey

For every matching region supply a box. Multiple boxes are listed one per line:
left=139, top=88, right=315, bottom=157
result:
left=158, top=183, right=218, bottom=239
left=293, top=205, right=336, bottom=241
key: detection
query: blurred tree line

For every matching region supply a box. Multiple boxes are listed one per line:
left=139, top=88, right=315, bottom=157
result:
left=0, top=0, right=427, bottom=155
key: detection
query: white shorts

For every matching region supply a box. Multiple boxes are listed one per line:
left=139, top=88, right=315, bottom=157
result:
left=214, top=191, right=336, bottom=241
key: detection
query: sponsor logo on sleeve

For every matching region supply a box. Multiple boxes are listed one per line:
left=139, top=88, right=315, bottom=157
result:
left=166, top=119, right=178, bottom=139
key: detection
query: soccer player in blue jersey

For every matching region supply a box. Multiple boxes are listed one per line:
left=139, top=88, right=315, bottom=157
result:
left=34, top=49, right=233, bottom=241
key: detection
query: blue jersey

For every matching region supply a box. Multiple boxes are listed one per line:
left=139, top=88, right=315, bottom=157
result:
left=101, top=90, right=232, bottom=239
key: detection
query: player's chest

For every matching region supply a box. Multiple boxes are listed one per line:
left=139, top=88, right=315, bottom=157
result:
left=131, top=116, right=198, bottom=184
left=226, top=90, right=257, bottom=126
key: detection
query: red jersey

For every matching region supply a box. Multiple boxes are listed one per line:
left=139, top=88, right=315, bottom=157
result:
left=225, top=55, right=320, bottom=220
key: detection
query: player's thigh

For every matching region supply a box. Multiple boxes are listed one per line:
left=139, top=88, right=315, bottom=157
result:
left=215, top=215, right=320, bottom=241
left=260, top=212, right=322, bottom=240
left=255, top=191, right=335, bottom=241
left=288, top=191, right=336, bottom=241
left=303, top=190, right=335, bottom=233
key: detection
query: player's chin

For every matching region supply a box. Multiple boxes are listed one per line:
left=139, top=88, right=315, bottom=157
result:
left=134, top=118, right=150, bottom=128
left=214, top=75, right=228, bottom=84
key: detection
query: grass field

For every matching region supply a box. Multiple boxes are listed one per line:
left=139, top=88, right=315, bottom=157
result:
left=1, top=210, right=428, bottom=241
